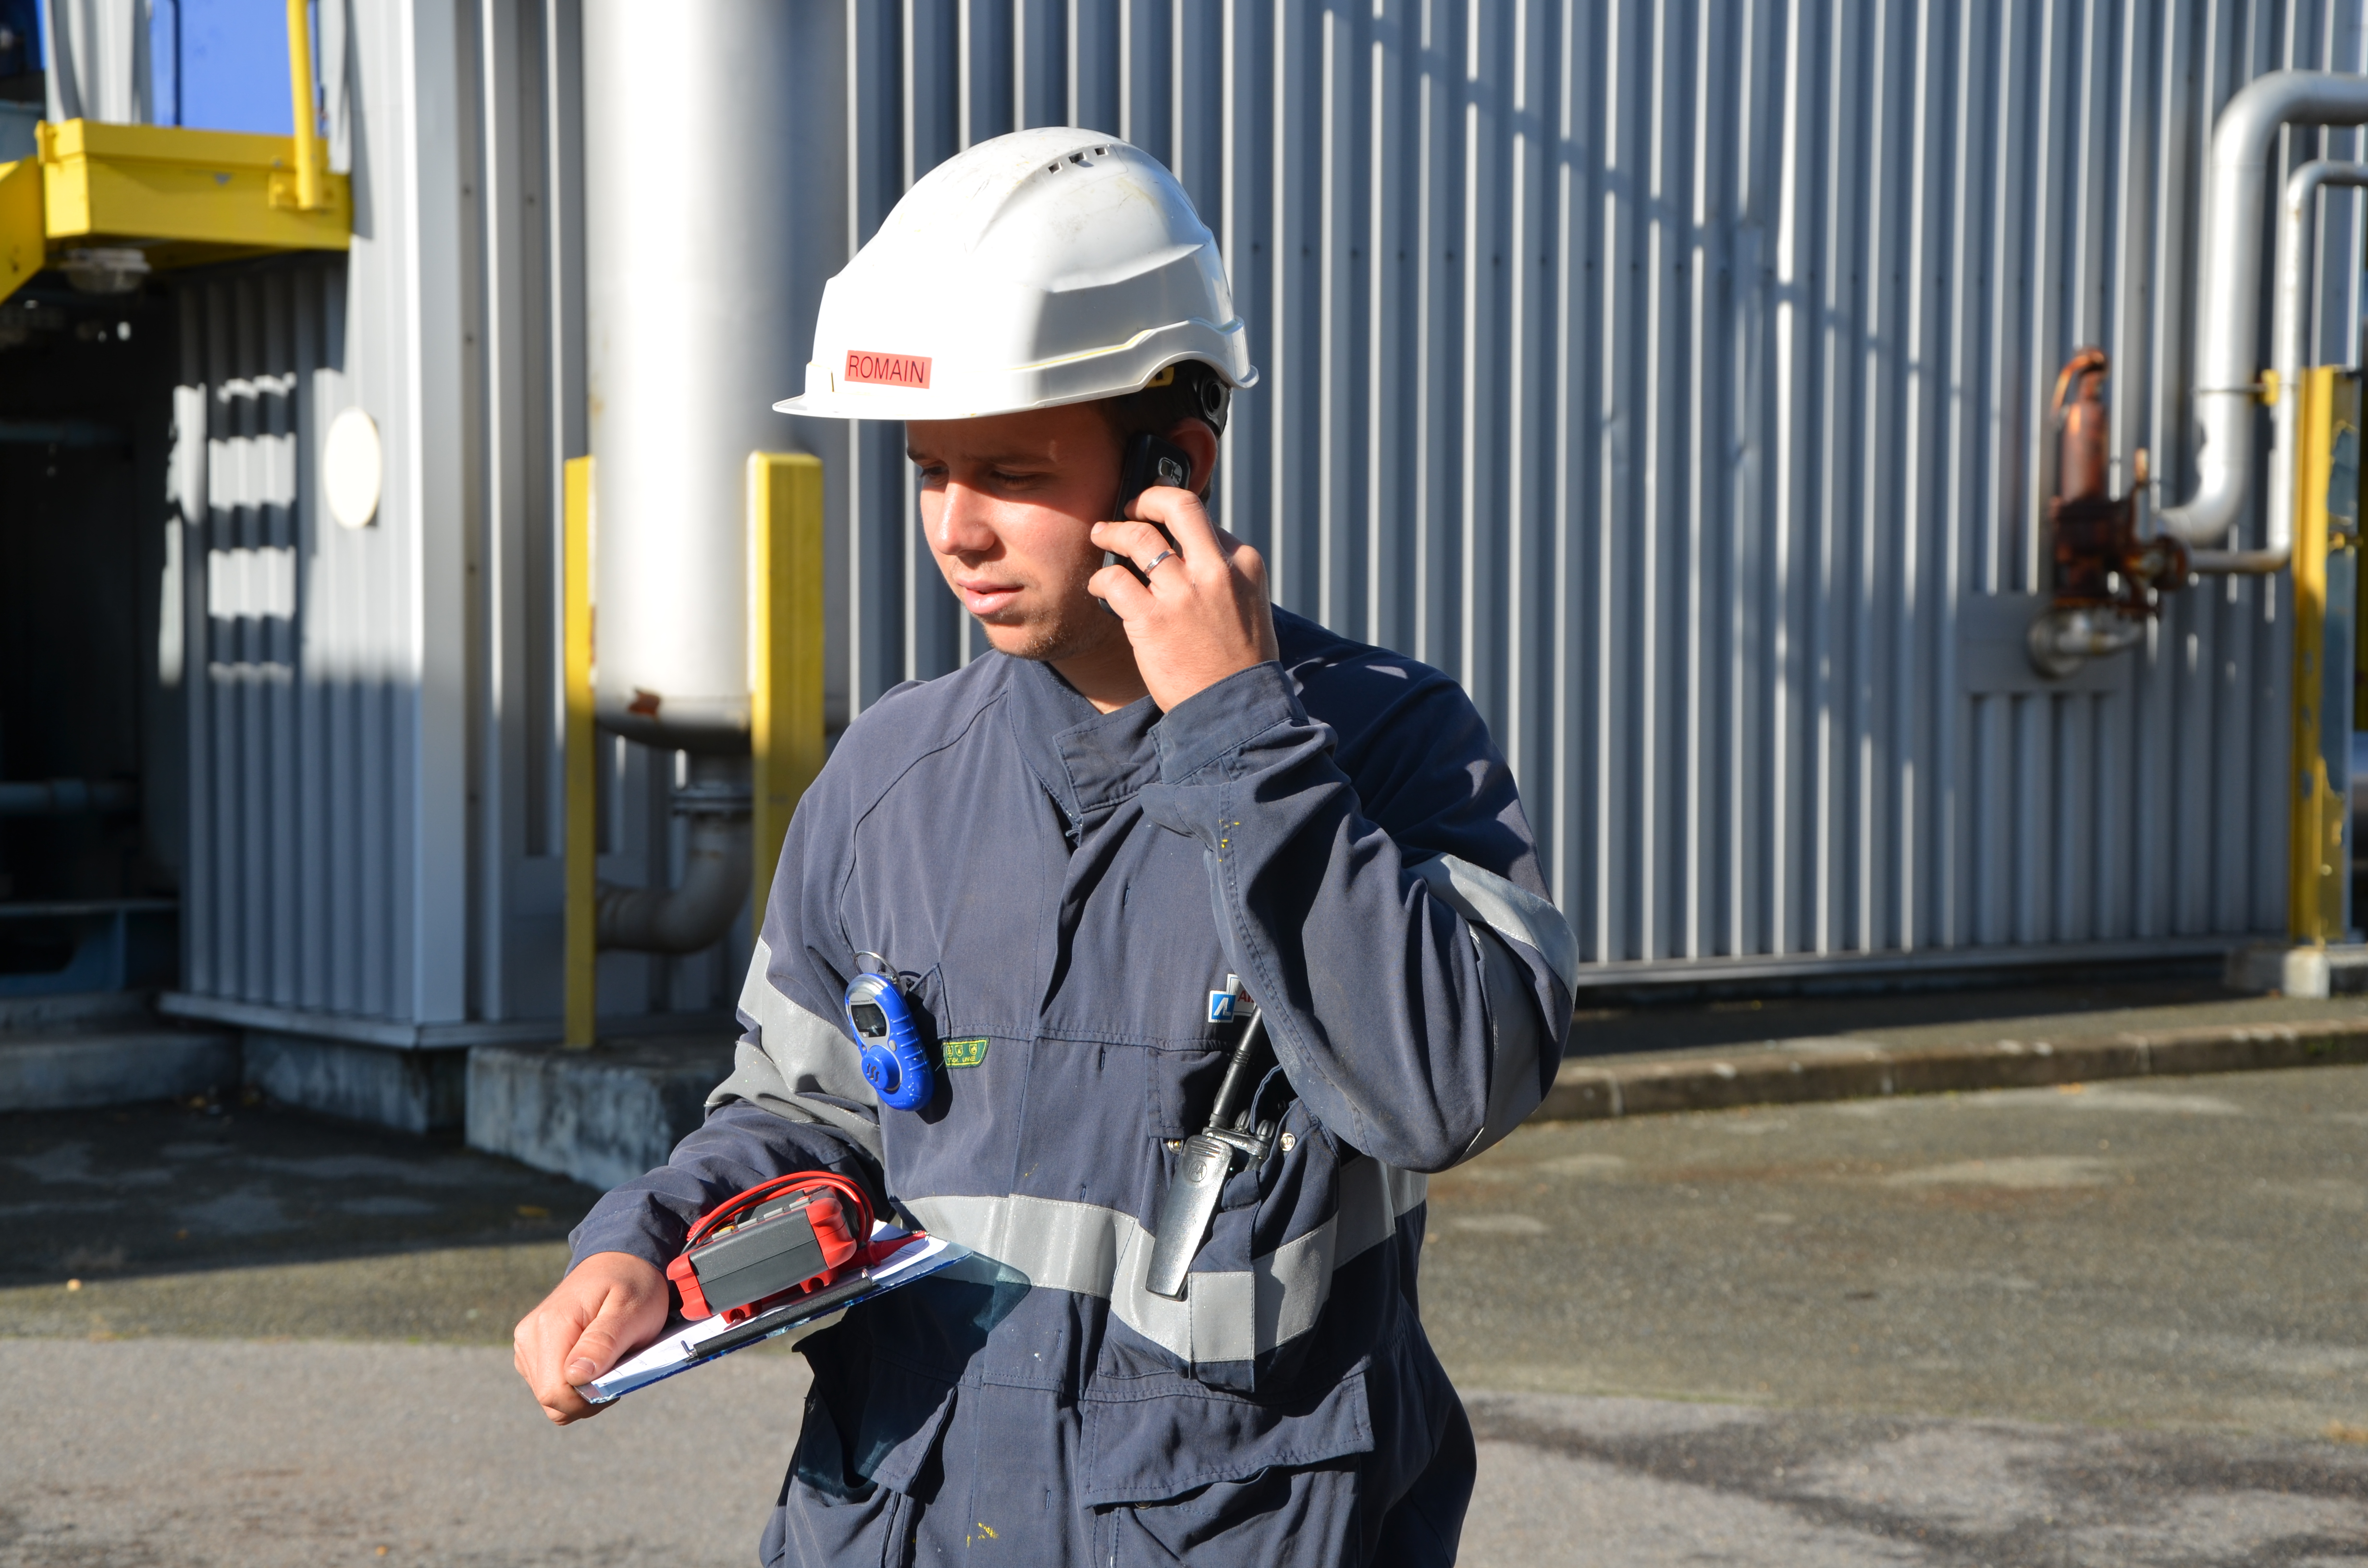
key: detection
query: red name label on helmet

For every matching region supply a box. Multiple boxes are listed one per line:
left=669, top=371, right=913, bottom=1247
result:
left=844, top=351, right=932, bottom=389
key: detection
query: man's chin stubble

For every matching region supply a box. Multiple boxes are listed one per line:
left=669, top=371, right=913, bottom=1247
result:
left=977, top=598, right=1121, bottom=665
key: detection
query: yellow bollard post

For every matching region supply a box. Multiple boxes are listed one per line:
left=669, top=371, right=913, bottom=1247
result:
left=748, top=453, right=826, bottom=941
left=563, top=456, right=597, bottom=1048
left=2290, top=368, right=2358, bottom=945
left=284, top=0, right=324, bottom=213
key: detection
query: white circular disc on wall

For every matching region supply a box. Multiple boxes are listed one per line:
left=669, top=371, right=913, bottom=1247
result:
left=323, top=407, right=384, bottom=530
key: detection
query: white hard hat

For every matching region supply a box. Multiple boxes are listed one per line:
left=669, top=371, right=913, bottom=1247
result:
left=775, top=127, right=1258, bottom=422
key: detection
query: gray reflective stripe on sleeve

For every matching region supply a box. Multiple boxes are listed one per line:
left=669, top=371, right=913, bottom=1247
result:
left=1459, top=924, right=1542, bottom=1162
left=1410, top=856, right=1567, bottom=1163
left=904, top=1157, right=1427, bottom=1364
left=709, top=937, right=884, bottom=1162
left=1408, top=854, right=1579, bottom=993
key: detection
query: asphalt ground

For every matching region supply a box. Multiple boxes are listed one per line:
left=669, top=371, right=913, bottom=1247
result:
left=5, top=1065, right=2368, bottom=1564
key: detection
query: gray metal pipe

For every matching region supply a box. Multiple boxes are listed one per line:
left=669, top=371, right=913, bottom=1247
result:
left=594, top=754, right=750, bottom=954
left=2184, top=157, right=2368, bottom=576
left=2187, top=547, right=2291, bottom=574
left=2159, top=71, right=2368, bottom=547
left=0, top=779, right=137, bottom=816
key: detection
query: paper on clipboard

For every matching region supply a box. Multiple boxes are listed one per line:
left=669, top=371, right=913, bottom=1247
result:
left=577, top=1227, right=970, bottom=1404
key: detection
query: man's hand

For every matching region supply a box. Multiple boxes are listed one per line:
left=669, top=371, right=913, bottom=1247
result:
left=1088, top=484, right=1279, bottom=712
left=512, top=1250, right=671, bottom=1425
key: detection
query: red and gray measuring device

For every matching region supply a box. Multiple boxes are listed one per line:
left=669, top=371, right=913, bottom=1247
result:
left=1145, top=989, right=1285, bottom=1300
left=667, top=1170, right=874, bottom=1324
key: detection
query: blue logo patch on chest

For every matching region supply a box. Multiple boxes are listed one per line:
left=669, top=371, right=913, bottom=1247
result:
left=1207, top=991, right=1235, bottom=1024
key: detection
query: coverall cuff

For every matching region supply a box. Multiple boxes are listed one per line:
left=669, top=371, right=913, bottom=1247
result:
left=1152, top=659, right=1304, bottom=783
left=566, top=1200, right=688, bottom=1276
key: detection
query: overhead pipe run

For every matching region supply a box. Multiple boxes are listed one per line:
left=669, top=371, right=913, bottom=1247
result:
left=2158, top=70, right=2368, bottom=551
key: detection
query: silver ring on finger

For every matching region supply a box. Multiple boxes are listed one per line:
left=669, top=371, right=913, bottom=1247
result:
left=1142, top=549, right=1177, bottom=575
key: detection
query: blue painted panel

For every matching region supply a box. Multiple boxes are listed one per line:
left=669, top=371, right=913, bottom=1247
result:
left=161, top=0, right=300, bottom=135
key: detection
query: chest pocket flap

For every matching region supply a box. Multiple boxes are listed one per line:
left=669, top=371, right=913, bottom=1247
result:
left=1077, top=1369, right=1372, bottom=1508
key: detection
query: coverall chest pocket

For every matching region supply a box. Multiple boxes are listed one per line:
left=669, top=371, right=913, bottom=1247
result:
left=1099, top=1091, right=1346, bottom=1393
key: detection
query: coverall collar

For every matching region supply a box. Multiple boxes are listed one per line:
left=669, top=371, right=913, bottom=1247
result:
left=1005, top=653, right=1164, bottom=836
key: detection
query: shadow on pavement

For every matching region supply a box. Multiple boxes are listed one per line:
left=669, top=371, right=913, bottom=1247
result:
left=0, top=1100, right=603, bottom=1344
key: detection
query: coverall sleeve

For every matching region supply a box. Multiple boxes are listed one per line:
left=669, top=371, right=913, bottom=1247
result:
left=566, top=763, right=888, bottom=1274
left=1138, top=659, right=1578, bottom=1174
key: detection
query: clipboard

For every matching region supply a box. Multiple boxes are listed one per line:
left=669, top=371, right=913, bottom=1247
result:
left=577, top=1227, right=971, bottom=1404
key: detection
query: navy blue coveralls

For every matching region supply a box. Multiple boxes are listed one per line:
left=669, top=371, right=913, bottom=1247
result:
left=569, top=608, right=1578, bottom=1565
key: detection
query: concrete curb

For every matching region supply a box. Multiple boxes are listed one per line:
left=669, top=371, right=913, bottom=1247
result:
left=1537, top=1016, right=2368, bottom=1121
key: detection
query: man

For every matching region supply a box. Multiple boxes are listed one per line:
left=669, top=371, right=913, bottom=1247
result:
left=514, top=126, right=1576, bottom=1565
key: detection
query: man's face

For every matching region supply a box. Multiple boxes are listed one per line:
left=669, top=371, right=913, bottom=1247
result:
left=908, top=404, right=1126, bottom=664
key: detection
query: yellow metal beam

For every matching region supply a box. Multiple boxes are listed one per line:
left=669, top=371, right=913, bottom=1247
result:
left=564, top=457, right=597, bottom=1049
left=285, top=0, right=326, bottom=214
left=748, top=453, right=826, bottom=941
left=2291, top=367, right=2357, bottom=944
left=38, top=119, right=349, bottom=261
left=0, top=156, right=39, bottom=306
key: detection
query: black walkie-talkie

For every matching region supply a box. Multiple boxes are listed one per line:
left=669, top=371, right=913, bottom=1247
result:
left=1105, top=431, right=1195, bottom=586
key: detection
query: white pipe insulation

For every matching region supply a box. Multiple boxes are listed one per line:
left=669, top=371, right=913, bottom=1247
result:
left=582, top=0, right=805, bottom=754
left=581, top=1, right=814, bottom=951
left=2160, top=71, right=2368, bottom=551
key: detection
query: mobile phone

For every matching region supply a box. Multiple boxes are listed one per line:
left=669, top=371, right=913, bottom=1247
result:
left=1105, top=432, right=1195, bottom=586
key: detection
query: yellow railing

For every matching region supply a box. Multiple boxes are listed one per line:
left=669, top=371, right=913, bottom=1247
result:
left=0, top=3, right=347, bottom=305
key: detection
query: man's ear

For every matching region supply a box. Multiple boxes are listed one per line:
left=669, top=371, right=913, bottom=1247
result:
left=1163, top=420, right=1221, bottom=500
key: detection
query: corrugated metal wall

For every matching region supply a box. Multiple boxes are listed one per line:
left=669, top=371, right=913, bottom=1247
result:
left=177, top=0, right=743, bottom=1028
left=176, top=0, right=2368, bottom=1029
left=815, top=0, right=2368, bottom=978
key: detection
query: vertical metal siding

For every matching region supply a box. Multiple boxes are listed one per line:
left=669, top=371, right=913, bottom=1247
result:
left=180, top=0, right=737, bottom=1026
left=179, top=0, right=2368, bottom=1028
left=826, top=0, right=2366, bottom=972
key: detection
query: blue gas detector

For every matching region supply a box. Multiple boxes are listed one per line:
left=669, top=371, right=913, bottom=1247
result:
left=845, top=964, right=934, bottom=1111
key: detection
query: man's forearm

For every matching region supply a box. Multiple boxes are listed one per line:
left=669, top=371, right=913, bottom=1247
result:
left=567, top=1098, right=885, bottom=1272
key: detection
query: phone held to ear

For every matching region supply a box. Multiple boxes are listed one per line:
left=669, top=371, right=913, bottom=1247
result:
left=1104, top=432, right=1196, bottom=588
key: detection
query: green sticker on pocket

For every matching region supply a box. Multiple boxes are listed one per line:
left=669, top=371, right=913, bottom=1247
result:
left=941, top=1038, right=989, bottom=1068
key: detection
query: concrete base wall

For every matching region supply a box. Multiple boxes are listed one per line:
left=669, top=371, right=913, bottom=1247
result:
left=243, top=1033, right=468, bottom=1135
left=0, top=1030, right=241, bottom=1112
left=468, top=1039, right=737, bottom=1190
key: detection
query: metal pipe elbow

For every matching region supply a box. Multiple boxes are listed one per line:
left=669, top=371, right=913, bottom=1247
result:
left=2156, top=438, right=2250, bottom=545
left=2161, top=70, right=2368, bottom=546
left=595, top=808, right=751, bottom=954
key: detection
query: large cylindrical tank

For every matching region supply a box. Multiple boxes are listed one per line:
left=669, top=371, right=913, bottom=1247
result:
left=583, top=0, right=802, bottom=751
